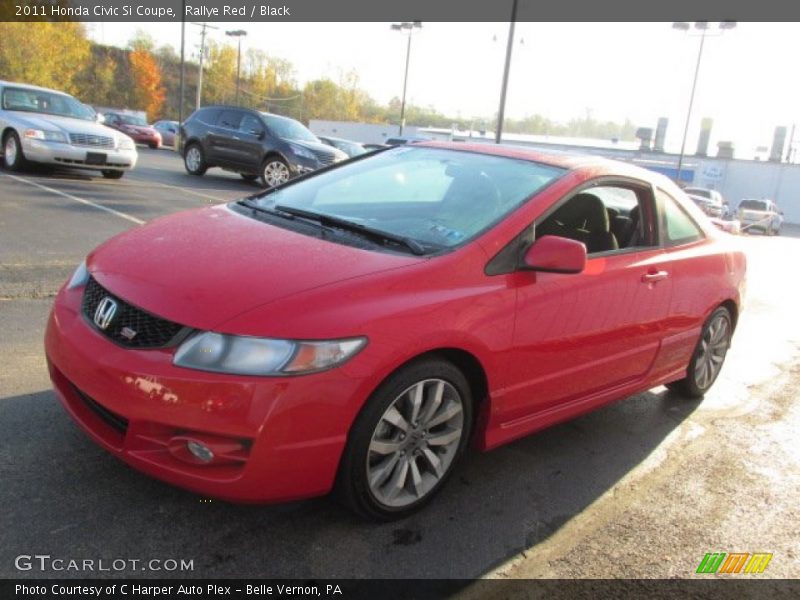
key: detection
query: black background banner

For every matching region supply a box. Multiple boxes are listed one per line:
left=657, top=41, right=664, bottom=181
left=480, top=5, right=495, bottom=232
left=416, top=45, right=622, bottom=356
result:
left=3, top=579, right=800, bottom=599
left=3, top=0, right=800, bottom=22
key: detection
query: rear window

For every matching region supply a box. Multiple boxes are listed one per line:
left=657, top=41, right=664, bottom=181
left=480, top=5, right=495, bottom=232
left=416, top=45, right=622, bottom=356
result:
left=739, top=200, right=768, bottom=211
left=684, top=188, right=711, bottom=199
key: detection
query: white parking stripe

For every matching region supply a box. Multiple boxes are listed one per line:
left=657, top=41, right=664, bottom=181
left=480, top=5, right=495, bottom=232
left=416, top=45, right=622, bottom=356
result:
left=1, top=172, right=145, bottom=225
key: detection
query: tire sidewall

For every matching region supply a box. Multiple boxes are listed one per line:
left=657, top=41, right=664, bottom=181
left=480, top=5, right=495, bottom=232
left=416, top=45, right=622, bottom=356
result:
left=3, top=131, right=24, bottom=171
left=260, top=157, right=290, bottom=188
left=338, top=358, right=474, bottom=521
left=184, top=143, right=206, bottom=175
left=685, top=307, right=732, bottom=396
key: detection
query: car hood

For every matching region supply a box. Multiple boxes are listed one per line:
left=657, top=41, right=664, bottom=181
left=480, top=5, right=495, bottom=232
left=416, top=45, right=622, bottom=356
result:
left=7, top=111, right=118, bottom=138
left=287, top=138, right=348, bottom=160
left=87, top=204, right=421, bottom=332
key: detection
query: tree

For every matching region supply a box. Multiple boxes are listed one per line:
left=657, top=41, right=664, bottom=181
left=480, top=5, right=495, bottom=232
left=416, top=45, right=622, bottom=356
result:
left=129, top=48, right=166, bottom=120
left=0, top=23, right=90, bottom=94
left=203, top=41, right=238, bottom=105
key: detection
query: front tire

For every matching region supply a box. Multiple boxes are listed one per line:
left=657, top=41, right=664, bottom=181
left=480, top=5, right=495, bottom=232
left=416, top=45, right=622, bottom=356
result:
left=667, top=306, right=732, bottom=398
left=184, top=143, right=207, bottom=176
left=336, top=357, right=473, bottom=521
left=260, top=157, right=291, bottom=188
left=3, top=131, right=28, bottom=171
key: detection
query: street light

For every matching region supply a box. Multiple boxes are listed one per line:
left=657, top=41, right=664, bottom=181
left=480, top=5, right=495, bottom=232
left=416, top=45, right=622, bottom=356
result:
left=391, top=21, right=422, bottom=136
left=225, top=29, right=248, bottom=105
left=672, top=21, right=736, bottom=182
left=495, top=0, right=519, bottom=144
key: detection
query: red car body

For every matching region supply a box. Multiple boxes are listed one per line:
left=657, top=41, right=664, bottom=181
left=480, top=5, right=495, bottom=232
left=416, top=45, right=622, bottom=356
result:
left=103, top=112, right=162, bottom=149
left=45, top=143, right=746, bottom=505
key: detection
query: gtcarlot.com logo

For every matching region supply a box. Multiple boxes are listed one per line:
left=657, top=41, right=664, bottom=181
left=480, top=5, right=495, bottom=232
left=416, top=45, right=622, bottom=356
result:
left=15, top=554, right=194, bottom=572
left=696, top=552, right=773, bottom=574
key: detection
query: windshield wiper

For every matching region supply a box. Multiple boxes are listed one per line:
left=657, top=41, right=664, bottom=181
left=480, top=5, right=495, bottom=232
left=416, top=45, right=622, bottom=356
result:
left=237, top=198, right=298, bottom=220
left=275, top=204, right=427, bottom=255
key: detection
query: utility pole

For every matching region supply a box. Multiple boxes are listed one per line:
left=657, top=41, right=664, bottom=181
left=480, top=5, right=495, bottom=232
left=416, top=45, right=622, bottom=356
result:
left=191, top=22, right=218, bottom=111
left=495, top=0, right=519, bottom=144
left=178, top=1, right=186, bottom=124
left=390, top=22, right=422, bottom=136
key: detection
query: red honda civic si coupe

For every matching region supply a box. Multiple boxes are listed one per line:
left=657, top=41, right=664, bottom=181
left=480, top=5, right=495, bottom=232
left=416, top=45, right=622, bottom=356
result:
left=45, top=143, right=746, bottom=520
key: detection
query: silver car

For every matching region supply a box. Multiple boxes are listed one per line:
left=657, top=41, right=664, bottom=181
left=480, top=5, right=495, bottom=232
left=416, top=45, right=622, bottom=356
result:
left=0, top=80, right=138, bottom=179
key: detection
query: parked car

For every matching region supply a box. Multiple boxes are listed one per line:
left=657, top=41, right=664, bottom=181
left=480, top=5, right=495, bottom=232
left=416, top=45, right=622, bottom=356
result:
left=737, top=199, right=783, bottom=235
left=709, top=217, right=741, bottom=235
left=683, top=187, right=725, bottom=218
left=178, top=106, right=347, bottom=187
left=103, top=112, right=162, bottom=149
left=46, top=143, right=745, bottom=520
left=152, top=120, right=179, bottom=147
left=318, top=135, right=367, bottom=158
left=0, top=80, right=137, bottom=179
left=385, top=135, right=432, bottom=146
left=363, top=143, right=389, bottom=152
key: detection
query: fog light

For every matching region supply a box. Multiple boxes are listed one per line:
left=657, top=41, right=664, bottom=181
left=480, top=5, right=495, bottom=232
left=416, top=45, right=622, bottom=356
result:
left=186, top=440, right=214, bottom=463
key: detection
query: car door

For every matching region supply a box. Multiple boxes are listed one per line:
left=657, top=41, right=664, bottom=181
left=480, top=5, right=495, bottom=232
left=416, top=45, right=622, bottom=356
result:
left=233, top=113, right=266, bottom=171
left=500, top=180, right=674, bottom=423
left=208, top=109, right=243, bottom=166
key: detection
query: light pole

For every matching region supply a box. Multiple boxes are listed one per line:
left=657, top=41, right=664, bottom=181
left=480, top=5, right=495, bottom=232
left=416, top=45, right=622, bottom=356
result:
left=226, top=29, right=248, bottom=105
left=391, top=21, right=422, bottom=136
left=495, top=0, right=519, bottom=144
left=672, top=21, right=736, bottom=182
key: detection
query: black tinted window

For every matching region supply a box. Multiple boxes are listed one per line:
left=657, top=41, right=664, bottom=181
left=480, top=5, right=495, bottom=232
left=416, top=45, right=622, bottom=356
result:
left=217, top=110, right=242, bottom=129
left=191, top=108, right=220, bottom=125
left=239, top=114, right=262, bottom=135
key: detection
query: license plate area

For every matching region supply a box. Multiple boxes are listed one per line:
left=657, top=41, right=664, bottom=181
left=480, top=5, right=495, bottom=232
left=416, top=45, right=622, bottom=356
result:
left=85, top=152, right=107, bottom=165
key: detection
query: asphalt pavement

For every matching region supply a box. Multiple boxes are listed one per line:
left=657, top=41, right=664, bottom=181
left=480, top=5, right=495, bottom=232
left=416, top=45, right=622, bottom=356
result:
left=1, top=149, right=799, bottom=581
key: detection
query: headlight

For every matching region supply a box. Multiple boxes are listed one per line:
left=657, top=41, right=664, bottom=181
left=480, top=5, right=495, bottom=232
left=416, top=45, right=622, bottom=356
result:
left=173, top=332, right=366, bottom=376
left=24, top=129, right=68, bottom=143
left=288, top=143, right=316, bottom=161
left=66, top=260, right=89, bottom=289
left=118, top=136, right=135, bottom=150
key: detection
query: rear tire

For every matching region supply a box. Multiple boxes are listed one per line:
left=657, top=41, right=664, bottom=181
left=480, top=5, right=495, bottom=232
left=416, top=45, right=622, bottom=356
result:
left=184, top=143, right=207, bottom=176
left=240, top=173, right=258, bottom=182
left=336, top=357, right=473, bottom=521
left=3, top=131, right=28, bottom=172
left=101, top=170, right=124, bottom=179
left=666, top=306, right=732, bottom=398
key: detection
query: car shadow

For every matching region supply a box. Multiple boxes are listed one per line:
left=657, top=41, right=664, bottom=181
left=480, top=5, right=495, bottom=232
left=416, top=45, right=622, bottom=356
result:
left=0, top=386, right=700, bottom=580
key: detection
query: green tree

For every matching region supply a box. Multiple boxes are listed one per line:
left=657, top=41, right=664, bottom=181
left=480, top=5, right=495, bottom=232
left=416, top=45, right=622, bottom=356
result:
left=0, top=23, right=90, bottom=94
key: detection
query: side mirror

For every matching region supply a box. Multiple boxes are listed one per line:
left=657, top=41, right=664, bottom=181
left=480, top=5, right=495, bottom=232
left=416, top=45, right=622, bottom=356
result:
left=522, top=235, right=586, bottom=274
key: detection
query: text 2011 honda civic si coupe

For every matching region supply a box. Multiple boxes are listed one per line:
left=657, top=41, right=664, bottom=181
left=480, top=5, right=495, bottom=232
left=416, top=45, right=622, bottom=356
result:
left=45, top=143, right=746, bottom=520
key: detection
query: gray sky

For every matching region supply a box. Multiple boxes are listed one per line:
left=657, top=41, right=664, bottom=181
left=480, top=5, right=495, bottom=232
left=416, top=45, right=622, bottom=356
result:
left=88, top=22, right=800, bottom=157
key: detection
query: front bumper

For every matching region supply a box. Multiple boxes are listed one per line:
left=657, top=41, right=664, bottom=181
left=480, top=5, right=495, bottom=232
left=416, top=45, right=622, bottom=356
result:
left=130, top=133, right=161, bottom=147
left=22, top=139, right=137, bottom=171
left=45, top=283, right=365, bottom=503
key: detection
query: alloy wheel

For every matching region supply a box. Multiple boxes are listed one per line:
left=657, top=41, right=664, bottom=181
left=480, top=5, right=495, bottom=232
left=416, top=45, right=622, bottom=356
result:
left=185, top=147, right=202, bottom=172
left=693, top=312, right=730, bottom=389
left=366, top=378, right=464, bottom=508
left=262, top=160, right=290, bottom=187
left=4, top=135, right=18, bottom=166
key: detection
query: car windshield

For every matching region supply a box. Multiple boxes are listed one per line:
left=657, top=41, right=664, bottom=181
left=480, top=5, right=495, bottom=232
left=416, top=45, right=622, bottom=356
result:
left=261, top=114, right=318, bottom=142
left=1, top=87, right=93, bottom=121
left=739, top=199, right=768, bottom=211
left=117, top=114, right=148, bottom=126
left=685, top=188, right=711, bottom=199
left=249, top=146, right=566, bottom=250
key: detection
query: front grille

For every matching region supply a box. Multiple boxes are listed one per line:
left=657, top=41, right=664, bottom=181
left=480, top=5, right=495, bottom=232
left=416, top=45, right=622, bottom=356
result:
left=69, top=133, right=115, bottom=149
left=309, top=147, right=337, bottom=166
left=72, top=384, right=129, bottom=434
left=82, top=277, right=188, bottom=349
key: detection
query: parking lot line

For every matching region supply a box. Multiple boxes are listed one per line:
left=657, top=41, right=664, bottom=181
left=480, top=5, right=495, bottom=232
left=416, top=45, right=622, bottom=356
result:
left=1, top=172, right=145, bottom=225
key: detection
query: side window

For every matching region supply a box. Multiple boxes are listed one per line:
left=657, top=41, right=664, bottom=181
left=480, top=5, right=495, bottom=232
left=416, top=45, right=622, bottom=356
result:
left=216, top=110, right=242, bottom=130
left=536, top=183, right=656, bottom=255
left=239, top=115, right=262, bottom=135
left=659, top=190, right=704, bottom=245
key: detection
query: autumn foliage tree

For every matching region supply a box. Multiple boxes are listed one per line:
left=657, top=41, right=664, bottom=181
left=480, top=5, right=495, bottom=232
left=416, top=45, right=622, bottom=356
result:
left=128, top=48, right=166, bottom=121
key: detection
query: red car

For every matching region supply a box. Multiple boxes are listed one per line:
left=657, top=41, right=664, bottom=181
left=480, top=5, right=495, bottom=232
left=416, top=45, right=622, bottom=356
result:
left=103, top=111, right=162, bottom=149
left=45, top=143, right=746, bottom=520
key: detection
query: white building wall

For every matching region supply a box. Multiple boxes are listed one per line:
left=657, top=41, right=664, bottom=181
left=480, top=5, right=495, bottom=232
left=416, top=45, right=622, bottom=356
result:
left=309, top=120, right=420, bottom=145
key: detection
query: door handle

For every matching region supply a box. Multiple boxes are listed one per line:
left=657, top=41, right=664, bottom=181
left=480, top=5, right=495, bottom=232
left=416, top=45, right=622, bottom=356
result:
left=641, top=270, right=669, bottom=283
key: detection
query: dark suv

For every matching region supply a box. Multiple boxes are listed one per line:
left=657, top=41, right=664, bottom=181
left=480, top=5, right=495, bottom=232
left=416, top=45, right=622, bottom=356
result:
left=178, top=106, right=347, bottom=187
